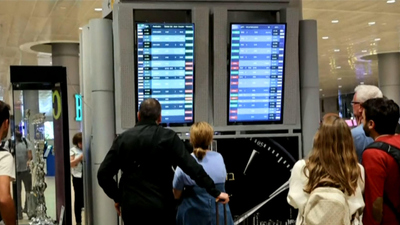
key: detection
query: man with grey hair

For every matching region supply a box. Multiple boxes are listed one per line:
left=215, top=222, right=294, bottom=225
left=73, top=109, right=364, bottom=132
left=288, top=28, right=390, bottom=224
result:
left=351, top=84, right=383, bottom=162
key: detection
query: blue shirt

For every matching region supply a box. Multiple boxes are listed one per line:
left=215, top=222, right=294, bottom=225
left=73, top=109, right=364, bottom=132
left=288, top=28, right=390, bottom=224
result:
left=173, top=151, right=226, bottom=190
left=351, top=124, right=373, bottom=163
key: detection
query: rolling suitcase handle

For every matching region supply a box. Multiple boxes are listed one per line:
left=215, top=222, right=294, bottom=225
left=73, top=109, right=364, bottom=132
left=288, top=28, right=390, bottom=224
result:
left=216, top=201, right=227, bottom=225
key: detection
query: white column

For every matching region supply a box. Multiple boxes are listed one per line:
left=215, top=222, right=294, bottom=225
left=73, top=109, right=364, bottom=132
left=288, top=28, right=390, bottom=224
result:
left=299, top=20, right=320, bottom=156
left=89, top=18, right=117, bottom=225
left=378, top=53, right=400, bottom=105
left=51, top=43, right=81, bottom=148
left=80, top=25, right=94, bottom=225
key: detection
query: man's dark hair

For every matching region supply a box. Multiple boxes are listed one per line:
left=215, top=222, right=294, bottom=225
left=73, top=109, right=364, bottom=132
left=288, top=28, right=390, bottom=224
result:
left=73, top=132, right=82, bottom=146
left=362, top=98, right=400, bottom=135
left=0, top=101, right=10, bottom=125
left=15, top=131, right=22, bottom=142
left=139, top=98, right=161, bottom=121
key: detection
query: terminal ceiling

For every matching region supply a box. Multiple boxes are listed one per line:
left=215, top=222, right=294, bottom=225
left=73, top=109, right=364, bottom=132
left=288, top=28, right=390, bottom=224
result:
left=0, top=0, right=398, bottom=100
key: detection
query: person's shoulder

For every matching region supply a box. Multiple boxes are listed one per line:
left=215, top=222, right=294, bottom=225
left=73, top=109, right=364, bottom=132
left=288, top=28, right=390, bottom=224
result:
left=207, top=151, right=224, bottom=159
left=70, top=146, right=79, bottom=153
left=293, top=159, right=306, bottom=170
left=362, top=144, right=388, bottom=161
left=351, top=125, right=363, bottom=136
left=159, top=126, right=177, bottom=136
left=0, top=151, right=13, bottom=161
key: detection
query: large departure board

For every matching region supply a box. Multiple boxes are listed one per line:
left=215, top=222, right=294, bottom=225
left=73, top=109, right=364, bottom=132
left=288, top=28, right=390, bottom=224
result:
left=228, top=24, right=286, bottom=124
left=136, top=23, right=195, bottom=125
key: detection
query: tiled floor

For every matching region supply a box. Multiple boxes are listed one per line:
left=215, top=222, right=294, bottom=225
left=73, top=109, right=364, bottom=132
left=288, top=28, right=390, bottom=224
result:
left=17, top=176, right=84, bottom=225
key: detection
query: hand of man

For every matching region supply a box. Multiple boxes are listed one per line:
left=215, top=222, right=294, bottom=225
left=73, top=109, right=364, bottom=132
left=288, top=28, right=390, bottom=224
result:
left=216, top=192, right=230, bottom=204
left=114, top=202, right=121, bottom=216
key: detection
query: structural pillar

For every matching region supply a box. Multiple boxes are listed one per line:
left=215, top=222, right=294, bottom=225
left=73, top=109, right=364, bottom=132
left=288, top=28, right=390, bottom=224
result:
left=299, top=20, right=320, bottom=156
left=80, top=25, right=94, bottom=225
left=51, top=43, right=81, bottom=148
left=378, top=53, right=400, bottom=105
left=88, top=18, right=116, bottom=225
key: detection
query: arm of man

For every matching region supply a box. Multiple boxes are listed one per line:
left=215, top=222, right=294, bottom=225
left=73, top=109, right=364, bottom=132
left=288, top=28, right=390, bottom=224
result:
left=97, top=136, right=122, bottom=204
left=0, top=176, right=16, bottom=225
left=172, top=167, right=184, bottom=199
left=0, top=153, right=16, bottom=225
left=70, top=154, right=83, bottom=167
left=27, top=150, right=32, bottom=161
left=362, top=149, right=386, bottom=225
left=170, top=134, right=229, bottom=203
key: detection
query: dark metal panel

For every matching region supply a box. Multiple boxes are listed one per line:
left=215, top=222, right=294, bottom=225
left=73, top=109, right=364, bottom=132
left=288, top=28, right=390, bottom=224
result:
left=10, top=65, right=72, bottom=225
left=10, top=66, right=67, bottom=87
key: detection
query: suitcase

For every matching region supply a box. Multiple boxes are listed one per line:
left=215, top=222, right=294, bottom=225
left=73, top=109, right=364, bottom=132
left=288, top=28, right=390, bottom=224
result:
left=215, top=202, right=227, bottom=225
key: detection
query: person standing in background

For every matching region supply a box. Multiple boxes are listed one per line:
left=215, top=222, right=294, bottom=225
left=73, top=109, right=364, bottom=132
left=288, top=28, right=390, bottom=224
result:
left=70, top=132, right=84, bottom=225
left=97, top=98, right=229, bottom=225
left=173, top=122, right=234, bottom=225
left=288, top=115, right=365, bottom=225
left=361, top=98, right=400, bottom=225
left=14, top=131, right=32, bottom=220
left=0, top=101, right=16, bottom=225
left=351, top=85, right=383, bottom=162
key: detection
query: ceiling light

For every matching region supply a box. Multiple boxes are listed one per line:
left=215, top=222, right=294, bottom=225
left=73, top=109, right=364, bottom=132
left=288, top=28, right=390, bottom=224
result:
left=337, top=77, right=342, bottom=80
left=331, top=20, right=339, bottom=24
left=60, top=6, right=67, bottom=10
left=360, top=82, right=365, bottom=84
left=368, top=22, right=376, bottom=26
left=322, top=94, right=325, bottom=97
left=319, top=89, right=323, bottom=91
left=375, top=38, right=381, bottom=41
left=79, top=27, right=82, bottom=30
left=94, top=8, right=102, bottom=11
left=334, top=49, right=340, bottom=52
left=322, top=36, right=329, bottom=40
left=363, top=72, right=368, bottom=75
left=387, top=0, right=395, bottom=3
left=361, top=50, right=368, bottom=53
left=338, top=85, right=342, bottom=88
left=336, top=66, right=342, bottom=69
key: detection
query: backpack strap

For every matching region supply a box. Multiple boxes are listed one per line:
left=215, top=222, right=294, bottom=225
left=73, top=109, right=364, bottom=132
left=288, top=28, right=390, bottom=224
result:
left=364, top=141, right=400, bottom=221
left=22, top=137, right=28, bottom=149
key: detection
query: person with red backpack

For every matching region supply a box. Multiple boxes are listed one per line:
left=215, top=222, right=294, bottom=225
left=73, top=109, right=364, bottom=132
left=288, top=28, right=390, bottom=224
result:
left=361, top=98, right=400, bottom=225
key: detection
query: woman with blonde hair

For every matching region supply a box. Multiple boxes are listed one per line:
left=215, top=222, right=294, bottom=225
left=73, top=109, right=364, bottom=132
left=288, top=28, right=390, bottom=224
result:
left=173, top=122, right=234, bottom=225
left=287, top=115, right=365, bottom=224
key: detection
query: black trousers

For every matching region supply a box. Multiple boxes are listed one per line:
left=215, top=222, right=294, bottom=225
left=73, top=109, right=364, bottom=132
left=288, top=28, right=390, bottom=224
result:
left=72, top=176, right=84, bottom=223
left=17, top=170, right=32, bottom=216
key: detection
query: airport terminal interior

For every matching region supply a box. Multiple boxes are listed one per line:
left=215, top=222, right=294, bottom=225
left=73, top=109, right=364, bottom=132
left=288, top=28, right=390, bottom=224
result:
left=0, top=0, right=400, bottom=224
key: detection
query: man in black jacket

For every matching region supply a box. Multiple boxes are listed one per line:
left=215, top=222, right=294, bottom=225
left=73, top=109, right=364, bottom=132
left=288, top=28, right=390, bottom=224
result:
left=98, top=98, right=229, bottom=224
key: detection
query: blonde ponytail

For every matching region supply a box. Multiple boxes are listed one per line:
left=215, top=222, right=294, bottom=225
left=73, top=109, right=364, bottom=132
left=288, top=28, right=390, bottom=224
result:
left=190, top=122, right=214, bottom=161
left=193, top=147, right=207, bottom=161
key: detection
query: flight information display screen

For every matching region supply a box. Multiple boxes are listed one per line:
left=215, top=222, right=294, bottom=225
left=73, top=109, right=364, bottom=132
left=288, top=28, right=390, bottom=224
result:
left=228, top=24, right=286, bottom=124
left=136, top=23, right=195, bottom=125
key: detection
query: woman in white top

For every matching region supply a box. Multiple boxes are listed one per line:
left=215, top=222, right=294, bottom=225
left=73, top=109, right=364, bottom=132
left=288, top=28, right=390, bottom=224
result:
left=287, top=115, right=365, bottom=225
left=70, top=132, right=83, bottom=225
